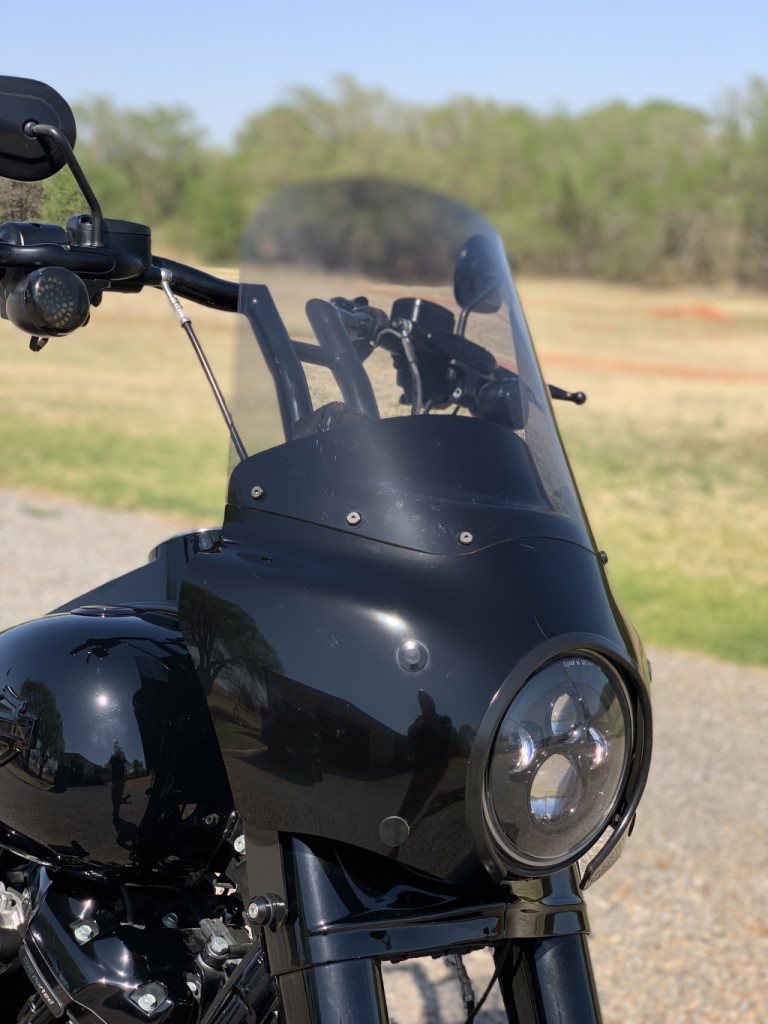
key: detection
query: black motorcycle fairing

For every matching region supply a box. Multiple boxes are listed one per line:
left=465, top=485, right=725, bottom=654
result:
left=0, top=608, right=234, bottom=886
left=180, top=505, right=647, bottom=886
left=227, top=414, right=593, bottom=555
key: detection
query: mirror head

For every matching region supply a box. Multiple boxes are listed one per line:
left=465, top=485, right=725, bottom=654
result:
left=454, top=234, right=503, bottom=315
left=0, top=76, right=76, bottom=182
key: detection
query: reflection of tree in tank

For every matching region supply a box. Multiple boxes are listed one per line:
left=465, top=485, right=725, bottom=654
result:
left=453, top=724, right=477, bottom=757
left=131, top=758, right=145, bottom=776
left=20, top=678, right=64, bottom=778
left=182, top=585, right=283, bottom=711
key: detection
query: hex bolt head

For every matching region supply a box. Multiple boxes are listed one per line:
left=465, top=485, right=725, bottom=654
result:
left=251, top=485, right=265, bottom=500
left=458, top=531, right=473, bottom=546
left=346, top=511, right=362, bottom=527
left=73, top=923, right=94, bottom=945
left=203, top=813, right=219, bottom=827
left=234, top=834, right=246, bottom=855
left=208, top=934, right=230, bottom=955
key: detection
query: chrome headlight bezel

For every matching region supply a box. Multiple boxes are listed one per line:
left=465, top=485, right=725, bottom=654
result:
left=466, top=636, right=652, bottom=882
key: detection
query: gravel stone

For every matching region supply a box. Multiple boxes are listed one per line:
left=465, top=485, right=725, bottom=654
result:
left=1, top=488, right=765, bottom=1023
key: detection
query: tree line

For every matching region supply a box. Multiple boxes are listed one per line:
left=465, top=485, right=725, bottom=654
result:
left=2, top=76, right=767, bottom=286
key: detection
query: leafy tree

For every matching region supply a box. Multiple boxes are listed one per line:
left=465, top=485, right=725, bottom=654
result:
left=5, top=75, right=767, bottom=287
left=0, top=179, right=43, bottom=221
left=19, top=679, right=64, bottom=778
left=41, top=168, right=86, bottom=225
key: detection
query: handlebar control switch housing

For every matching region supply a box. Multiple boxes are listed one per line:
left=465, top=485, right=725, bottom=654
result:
left=0, top=221, right=91, bottom=336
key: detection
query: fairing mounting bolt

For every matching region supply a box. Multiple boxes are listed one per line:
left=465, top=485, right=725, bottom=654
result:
left=346, top=511, right=362, bottom=527
left=72, top=921, right=97, bottom=945
left=247, top=894, right=288, bottom=927
left=251, top=485, right=265, bottom=500
left=397, top=639, right=429, bottom=672
left=458, top=531, right=473, bottom=546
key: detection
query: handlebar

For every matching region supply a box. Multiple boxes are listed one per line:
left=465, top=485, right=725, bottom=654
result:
left=0, top=241, right=117, bottom=276
left=150, top=258, right=238, bottom=312
left=0, top=218, right=241, bottom=313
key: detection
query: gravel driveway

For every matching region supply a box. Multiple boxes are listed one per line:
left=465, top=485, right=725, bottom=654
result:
left=1, top=488, right=765, bottom=1024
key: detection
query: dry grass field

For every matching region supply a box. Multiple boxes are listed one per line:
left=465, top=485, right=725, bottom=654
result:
left=1, top=274, right=766, bottom=665
left=523, top=279, right=768, bottom=665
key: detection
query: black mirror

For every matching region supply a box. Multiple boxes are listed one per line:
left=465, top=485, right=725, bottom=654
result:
left=0, top=76, right=76, bottom=182
left=454, top=234, right=503, bottom=316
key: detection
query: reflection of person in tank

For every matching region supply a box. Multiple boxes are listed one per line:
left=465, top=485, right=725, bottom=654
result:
left=397, top=690, right=452, bottom=825
left=108, top=741, right=127, bottom=818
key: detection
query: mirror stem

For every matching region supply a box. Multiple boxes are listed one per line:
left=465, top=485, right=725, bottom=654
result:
left=457, top=277, right=502, bottom=337
left=24, top=122, right=103, bottom=245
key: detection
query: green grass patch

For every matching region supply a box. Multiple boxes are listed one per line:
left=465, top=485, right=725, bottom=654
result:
left=0, top=416, right=229, bottom=521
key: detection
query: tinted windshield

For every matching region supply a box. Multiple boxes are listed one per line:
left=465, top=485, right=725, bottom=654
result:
left=228, top=180, right=592, bottom=554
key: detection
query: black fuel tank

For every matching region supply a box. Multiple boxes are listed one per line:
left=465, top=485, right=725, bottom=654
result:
left=0, top=606, right=234, bottom=885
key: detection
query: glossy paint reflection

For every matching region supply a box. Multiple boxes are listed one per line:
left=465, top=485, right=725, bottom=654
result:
left=182, top=504, right=643, bottom=885
left=0, top=608, right=233, bottom=884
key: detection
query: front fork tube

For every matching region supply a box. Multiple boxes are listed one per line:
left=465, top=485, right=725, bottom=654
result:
left=249, top=834, right=602, bottom=1024
left=269, top=936, right=601, bottom=1024
left=276, top=960, right=390, bottom=1023
left=496, top=933, right=602, bottom=1024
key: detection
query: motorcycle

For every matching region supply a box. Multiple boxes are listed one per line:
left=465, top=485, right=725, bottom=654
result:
left=0, top=76, right=652, bottom=1023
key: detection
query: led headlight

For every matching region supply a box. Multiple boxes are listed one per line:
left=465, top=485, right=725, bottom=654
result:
left=484, top=654, right=632, bottom=872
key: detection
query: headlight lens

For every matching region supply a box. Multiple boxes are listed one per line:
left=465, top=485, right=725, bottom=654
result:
left=486, top=655, right=632, bottom=870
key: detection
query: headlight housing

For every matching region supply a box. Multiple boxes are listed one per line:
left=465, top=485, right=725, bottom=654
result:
left=473, top=650, right=644, bottom=878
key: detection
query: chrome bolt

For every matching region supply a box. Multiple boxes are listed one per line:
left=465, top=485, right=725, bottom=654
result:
left=397, top=639, right=428, bottom=672
left=137, top=992, right=158, bottom=1012
left=458, top=531, right=473, bottom=546
left=161, top=913, right=179, bottom=929
left=73, top=923, right=94, bottom=945
left=234, top=834, right=246, bottom=855
left=346, top=511, right=362, bottom=527
left=251, top=485, right=265, bottom=500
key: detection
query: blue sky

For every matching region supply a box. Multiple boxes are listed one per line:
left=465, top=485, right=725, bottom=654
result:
left=4, top=1, right=766, bottom=145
